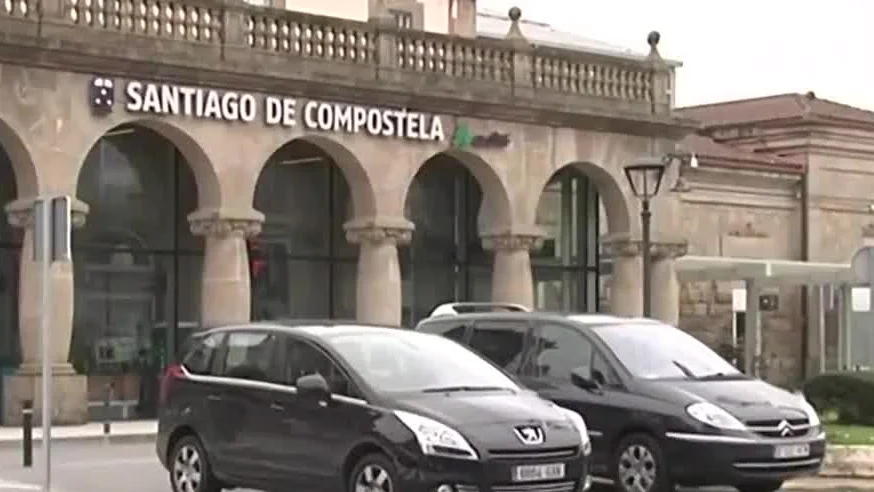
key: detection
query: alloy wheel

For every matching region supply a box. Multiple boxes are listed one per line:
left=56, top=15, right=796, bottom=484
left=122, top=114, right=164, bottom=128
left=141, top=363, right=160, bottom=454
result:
left=172, top=443, right=203, bottom=492
left=617, top=444, right=657, bottom=492
left=354, top=463, right=394, bottom=492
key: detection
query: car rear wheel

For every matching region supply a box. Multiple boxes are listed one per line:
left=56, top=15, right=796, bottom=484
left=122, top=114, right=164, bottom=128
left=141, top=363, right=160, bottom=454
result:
left=737, top=480, right=783, bottom=492
left=169, top=435, right=222, bottom=492
left=348, top=453, right=397, bottom=492
left=612, top=433, right=672, bottom=492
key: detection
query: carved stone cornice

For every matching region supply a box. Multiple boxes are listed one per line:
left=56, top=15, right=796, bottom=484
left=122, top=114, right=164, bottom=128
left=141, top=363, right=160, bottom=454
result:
left=482, top=233, right=544, bottom=252
left=344, top=216, right=414, bottom=246
left=601, top=236, right=688, bottom=260
left=4, top=197, right=89, bottom=230
left=187, top=208, right=264, bottom=238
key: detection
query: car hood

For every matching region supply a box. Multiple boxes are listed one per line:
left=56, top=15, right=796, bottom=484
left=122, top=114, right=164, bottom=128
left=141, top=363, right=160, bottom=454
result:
left=392, top=390, right=580, bottom=448
left=649, top=378, right=808, bottom=422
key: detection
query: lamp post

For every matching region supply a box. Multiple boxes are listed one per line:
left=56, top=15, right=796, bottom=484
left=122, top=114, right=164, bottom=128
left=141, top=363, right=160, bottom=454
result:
left=624, top=157, right=668, bottom=317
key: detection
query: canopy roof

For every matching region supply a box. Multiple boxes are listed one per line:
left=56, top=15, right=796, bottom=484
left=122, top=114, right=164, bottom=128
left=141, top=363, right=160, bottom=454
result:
left=676, top=255, right=861, bottom=285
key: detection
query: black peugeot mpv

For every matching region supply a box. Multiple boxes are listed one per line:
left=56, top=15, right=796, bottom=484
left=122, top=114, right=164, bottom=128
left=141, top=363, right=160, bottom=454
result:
left=156, top=321, right=593, bottom=492
left=415, top=303, right=826, bottom=492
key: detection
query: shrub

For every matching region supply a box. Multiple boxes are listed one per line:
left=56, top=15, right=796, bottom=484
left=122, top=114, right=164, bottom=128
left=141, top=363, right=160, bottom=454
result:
left=803, top=371, right=874, bottom=426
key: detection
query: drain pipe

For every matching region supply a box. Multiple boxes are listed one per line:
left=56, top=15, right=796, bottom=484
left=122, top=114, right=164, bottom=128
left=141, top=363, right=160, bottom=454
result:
left=799, top=159, right=811, bottom=380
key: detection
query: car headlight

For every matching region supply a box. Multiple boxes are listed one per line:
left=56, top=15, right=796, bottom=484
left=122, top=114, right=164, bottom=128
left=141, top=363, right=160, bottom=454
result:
left=394, top=410, right=478, bottom=460
left=799, top=397, right=821, bottom=427
left=686, top=402, right=746, bottom=431
left=555, top=405, right=592, bottom=456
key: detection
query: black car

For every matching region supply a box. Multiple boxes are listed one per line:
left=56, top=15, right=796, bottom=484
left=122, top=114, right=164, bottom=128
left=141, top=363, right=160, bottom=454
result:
left=156, top=321, right=593, bottom=492
left=415, top=303, right=826, bottom=492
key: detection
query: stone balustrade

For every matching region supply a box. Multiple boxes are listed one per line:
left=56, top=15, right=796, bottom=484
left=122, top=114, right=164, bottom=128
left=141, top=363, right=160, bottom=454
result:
left=0, top=0, right=674, bottom=124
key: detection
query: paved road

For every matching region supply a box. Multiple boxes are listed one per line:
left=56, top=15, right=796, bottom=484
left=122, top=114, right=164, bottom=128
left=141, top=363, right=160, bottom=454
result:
left=0, top=440, right=865, bottom=492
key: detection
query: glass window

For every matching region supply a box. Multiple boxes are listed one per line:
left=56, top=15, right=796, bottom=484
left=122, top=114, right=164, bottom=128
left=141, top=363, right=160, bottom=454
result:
left=531, top=324, right=593, bottom=380
left=182, top=333, right=224, bottom=375
left=416, top=322, right=468, bottom=342
left=326, top=330, right=518, bottom=393
left=468, top=321, right=531, bottom=372
left=591, top=351, right=619, bottom=387
left=219, top=331, right=277, bottom=381
left=283, top=339, right=355, bottom=397
left=593, top=323, right=741, bottom=380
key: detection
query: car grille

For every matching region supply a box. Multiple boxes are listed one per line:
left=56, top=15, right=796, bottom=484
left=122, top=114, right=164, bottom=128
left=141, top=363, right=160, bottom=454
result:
left=745, top=418, right=811, bottom=438
left=456, top=480, right=577, bottom=492
left=488, top=446, right=579, bottom=461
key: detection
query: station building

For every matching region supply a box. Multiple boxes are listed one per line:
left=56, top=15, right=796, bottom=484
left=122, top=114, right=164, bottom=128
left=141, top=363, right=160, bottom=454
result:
left=4, top=0, right=871, bottom=424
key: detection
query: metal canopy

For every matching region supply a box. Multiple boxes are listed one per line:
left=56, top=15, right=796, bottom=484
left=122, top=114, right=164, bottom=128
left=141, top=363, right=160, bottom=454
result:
left=676, top=255, right=860, bottom=285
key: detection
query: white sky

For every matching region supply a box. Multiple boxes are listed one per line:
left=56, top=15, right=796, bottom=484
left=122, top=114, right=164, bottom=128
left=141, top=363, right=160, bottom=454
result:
left=480, top=0, right=874, bottom=110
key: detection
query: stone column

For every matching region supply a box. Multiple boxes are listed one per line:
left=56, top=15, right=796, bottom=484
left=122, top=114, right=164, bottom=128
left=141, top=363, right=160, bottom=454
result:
left=188, top=208, right=264, bottom=328
left=650, top=242, right=688, bottom=326
left=3, top=197, right=89, bottom=425
left=602, top=238, right=643, bottom=317
left=483, top=233, right=542, bottom=309
left=344, top=218, right=413, bottom=327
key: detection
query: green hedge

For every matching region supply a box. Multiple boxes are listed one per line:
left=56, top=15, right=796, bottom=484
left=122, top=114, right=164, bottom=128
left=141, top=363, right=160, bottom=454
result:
left=803, top=371, right=874, bottom=425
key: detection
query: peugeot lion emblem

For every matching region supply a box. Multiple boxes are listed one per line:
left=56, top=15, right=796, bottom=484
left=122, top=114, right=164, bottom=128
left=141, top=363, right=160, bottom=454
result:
left=777, top=420, right=793, bottom=437
left=513, top=425, right=545, bottom=445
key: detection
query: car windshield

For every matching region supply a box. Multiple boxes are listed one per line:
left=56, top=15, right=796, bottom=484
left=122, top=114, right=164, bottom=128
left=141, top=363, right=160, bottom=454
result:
left=326, top=330, right=519, bottom=393
left=592, top=322, right=741, bottom=380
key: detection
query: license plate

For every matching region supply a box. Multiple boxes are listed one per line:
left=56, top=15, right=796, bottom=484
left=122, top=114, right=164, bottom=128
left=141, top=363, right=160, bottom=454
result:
left=512, top=463, right=565, bottom=482
left=774, top=444, right=810, bottom=459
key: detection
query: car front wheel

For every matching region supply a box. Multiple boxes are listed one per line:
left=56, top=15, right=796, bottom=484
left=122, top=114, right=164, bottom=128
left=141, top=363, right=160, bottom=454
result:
left=612, top=433, right=672, bottom=492
left=737, top=480, right=783, bottom=492
left=348, top=453, right=398, bottom=492
left=169, top=435, right=222, bottom=492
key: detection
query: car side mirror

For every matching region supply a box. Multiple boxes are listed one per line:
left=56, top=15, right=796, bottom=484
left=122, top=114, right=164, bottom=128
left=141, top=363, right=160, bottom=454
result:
left=295, top=373, right=331, bottom=401
left=570, top=367, right=601, bottom=392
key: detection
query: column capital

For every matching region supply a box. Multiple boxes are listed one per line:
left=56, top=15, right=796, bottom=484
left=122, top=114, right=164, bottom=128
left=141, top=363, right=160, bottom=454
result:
left=601, top=235, right=687, bottom=260
left=4, top=196, right=89, bottom=230
left=482, top=232, right=544, bottom=252
left=188, top=207, right=265, bottom=238
left=651, top=241, right=688, bottom=260
left=344, top=216, right=414, bottom=245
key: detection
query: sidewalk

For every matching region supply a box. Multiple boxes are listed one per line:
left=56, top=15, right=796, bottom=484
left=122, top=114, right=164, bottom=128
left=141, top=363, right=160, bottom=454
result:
left=0, top=420, right=156, bottom=446
left=785, top=477, right=874, bottom=490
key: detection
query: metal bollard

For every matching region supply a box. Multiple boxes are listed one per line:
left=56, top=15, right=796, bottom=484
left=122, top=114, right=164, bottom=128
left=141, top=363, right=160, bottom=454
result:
left=103, top=382, right=114, bottom=438
left=22, top=399, right=33, bottom=468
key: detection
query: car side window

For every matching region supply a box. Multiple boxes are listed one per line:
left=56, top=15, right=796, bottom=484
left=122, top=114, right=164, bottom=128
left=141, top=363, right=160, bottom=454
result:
left=591, top=350, right=621, bottom=387
left=418, top=321, right=468, bottom=342
left=182, top=333, right=224, bottom=375
left=468, top=320, right=532, bottom=372
left=284, top=339, right=359, bottom=398
left=218, top=331, right=277, bottom=382
left=532, top=324, right=593, bottom=381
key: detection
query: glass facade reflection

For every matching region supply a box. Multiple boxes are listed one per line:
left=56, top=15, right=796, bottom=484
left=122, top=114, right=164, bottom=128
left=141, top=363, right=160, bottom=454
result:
left=251, top=146, right=357, bottom=320
left=72, top=126, right=203, bottom=420
left=401, top=156, right=492, bottom=325
left=533, top=168, right=600, bottom=312
left=0, top=148, right=20, bottom=379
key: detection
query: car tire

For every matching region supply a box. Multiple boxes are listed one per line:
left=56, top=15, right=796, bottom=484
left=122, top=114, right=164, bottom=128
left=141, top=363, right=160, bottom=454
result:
left=737, top=480, right=784, bottom=492
left=169, top=435, right=222, bottom=492
left=347, top=452, right=399, bottom=492
left=612, top=433, right=672, bottom=492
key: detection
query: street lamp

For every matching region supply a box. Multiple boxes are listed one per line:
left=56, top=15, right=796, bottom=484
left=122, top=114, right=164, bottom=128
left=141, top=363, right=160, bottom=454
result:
left=624, top=156, right=668, bottom=317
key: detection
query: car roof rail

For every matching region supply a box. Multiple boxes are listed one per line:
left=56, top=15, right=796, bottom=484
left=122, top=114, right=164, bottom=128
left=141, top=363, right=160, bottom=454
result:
left=427, top=302, right=531, bottom=318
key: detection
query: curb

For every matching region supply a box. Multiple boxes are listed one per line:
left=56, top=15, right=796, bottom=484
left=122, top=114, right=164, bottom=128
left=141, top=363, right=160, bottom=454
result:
left=0, top=433, right=155, bottom=449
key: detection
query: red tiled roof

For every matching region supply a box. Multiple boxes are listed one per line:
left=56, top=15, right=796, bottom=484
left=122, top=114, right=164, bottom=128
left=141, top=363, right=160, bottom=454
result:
left=682, top=134, right=803, bottom=173
left=676, top=92, right=874, bottom=129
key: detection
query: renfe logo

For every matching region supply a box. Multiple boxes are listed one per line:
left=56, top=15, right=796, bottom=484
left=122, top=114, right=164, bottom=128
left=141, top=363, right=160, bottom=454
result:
left=451, top=123, right=510, bottom=150
left=87, top=76, right=446, bottom=142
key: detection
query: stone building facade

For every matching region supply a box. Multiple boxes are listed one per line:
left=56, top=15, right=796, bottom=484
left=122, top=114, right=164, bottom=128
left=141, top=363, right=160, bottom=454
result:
left=675, top=92, right=874, bottom=385
left=0, top=2, right=695, bottom=423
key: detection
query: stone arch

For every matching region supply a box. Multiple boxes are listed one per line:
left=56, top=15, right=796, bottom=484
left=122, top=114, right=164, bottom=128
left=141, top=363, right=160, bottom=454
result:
left=75, top=118, right=221, bottom=209
left=0, top=116, right=37, bottom=198
left=531, top=161, right=631, bottom=236
left=402, top=149, right=512, bottom=233
left=254, top=134, right=376, bottom=220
